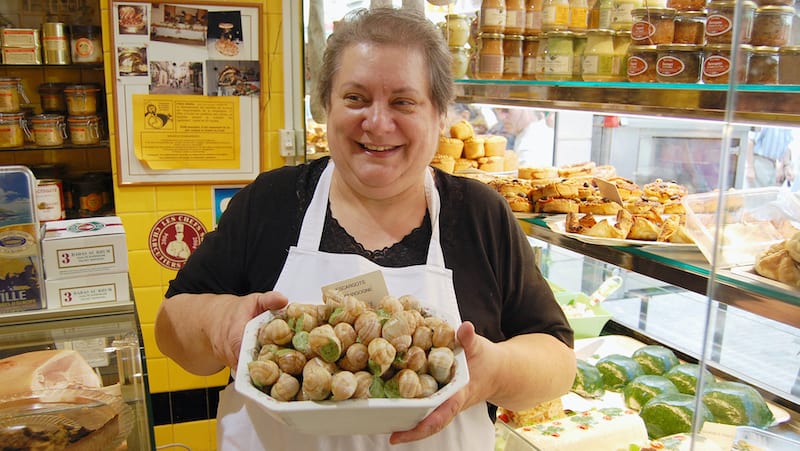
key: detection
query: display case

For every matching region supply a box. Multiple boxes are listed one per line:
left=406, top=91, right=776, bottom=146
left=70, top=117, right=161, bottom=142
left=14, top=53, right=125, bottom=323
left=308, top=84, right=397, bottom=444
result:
left=0, top=303, right=155, bottom=450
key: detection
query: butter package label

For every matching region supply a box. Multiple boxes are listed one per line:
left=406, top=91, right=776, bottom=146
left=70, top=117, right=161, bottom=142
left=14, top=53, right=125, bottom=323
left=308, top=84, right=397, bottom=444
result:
left=41, top=216, right=128, bottom=280
left=1, top=47, right=42, bottom=64
left=0, top=166, right=44, bottom=314
left=1, top=28, right=40, bottom=48
left=45, top=272, right=130, bottom=309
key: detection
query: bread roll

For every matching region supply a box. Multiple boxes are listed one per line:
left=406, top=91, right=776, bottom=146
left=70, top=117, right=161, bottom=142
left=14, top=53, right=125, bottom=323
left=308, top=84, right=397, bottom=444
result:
left=483, top=135, right=507, bottom=157
left=437, top=135, right=464, bottom=159
left=449, top=119, right=474, bottom=140
left=0, top=350, right=102, bottom=397
left=504, top=193, right=533, bottom=213
left=463, top=136, right=486, bottom=159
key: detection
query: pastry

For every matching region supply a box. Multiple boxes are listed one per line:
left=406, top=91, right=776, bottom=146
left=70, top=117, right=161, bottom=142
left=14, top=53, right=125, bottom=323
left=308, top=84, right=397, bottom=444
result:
left=662, top=200, right=686, bottom=215
left=496, top=397, right=565, bottom=428
left=483, top=134, right=507, bottom=157
left=518, top=165, right=558, bottom=180
left=449, top=119, right=474, bottom=140
left=454, top=158, right=478, bottom=172
left=702, top=381, right=775, bottom=428
left=609, top=177, right=644, bottom=200
left=558, top=161, right=596, bottom=178
left=493, top=178, right=532, bottom=197
left=754, top=241, right=800, bottom=287
left=639, top=393, right=713, bottom=439
left=575, top=180, right=599, bottom=199
left=535, top=197, right=580, bottom=214
left=592, top=164, right=617, bottom=179
left=665, top=363, right=713, bottom=395
left=479, top=155, right=504, bottom=172
left=504, top=193, right=533, bottom=213
left=503, top=150, right=519, bottom=171
left=595, top=354, right=645, bottom=392
left=625, top=199, right=666, bottom=216
left=627, top=216, right=661, bottom=241
left=643, top=179, right=688, bottom=203
left=540, top=181, right=580, bottom=199
left=463, top=136, right=486, bottom=159
left=437, top=135, right=464, bottom=159
left=572, top=359, right=605, bottom=398
left=580, top=199, right=623, bottom=215
left=430, top=154, right=455, bottom=173
left=623, top=375, right=680, bottom=411
left=785, top=231, right=800, bottom=262
left=657, top=215, right=694, bottom=244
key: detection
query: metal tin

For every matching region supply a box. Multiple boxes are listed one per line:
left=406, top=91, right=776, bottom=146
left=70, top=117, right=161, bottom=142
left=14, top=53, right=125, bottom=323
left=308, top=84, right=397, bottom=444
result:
left=0, top=28, right=40, bottom=48
left=69, top=25, right=103, bottom=64
left=1, top=47, right=42, bottom=65
left=41, top=22, right=71, bottom=65
left=35, top=179, right=65, bottom=222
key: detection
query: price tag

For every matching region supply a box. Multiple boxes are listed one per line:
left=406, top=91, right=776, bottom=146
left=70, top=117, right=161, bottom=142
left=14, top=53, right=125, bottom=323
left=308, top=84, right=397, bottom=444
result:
left=322, top=270, right=389, bottom=306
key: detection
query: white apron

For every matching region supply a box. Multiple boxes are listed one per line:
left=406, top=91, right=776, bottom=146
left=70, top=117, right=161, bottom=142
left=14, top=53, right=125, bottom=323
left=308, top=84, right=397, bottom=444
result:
left=217, top=162, right=495, bottom=450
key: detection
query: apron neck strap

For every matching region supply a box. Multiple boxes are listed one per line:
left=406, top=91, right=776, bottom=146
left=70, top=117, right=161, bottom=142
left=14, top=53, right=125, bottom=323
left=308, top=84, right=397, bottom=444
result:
left=297, top=161, right=445, bottom=267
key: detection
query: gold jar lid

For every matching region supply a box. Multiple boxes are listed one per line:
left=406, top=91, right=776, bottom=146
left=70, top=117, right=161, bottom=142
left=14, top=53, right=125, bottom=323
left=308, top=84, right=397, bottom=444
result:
left=749, top=46, right=780, bottom=54
left=779, top=45, right=800, bottom=54
left=586, top=29, right=616, bottom=36
left=657, top=44, right=703, bottom=51
left=755, top=5, right=795, bottom=14
left=631, top=7, right=677, bottom=16
left=478, top=32, right=503, bottom=39
left=502, top=34, right=525, bottom=40
left=31, top=114, right=64, bottom=124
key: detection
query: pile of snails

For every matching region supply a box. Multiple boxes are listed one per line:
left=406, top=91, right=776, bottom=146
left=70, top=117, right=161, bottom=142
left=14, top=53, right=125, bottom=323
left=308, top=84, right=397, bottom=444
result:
left=248, top=290, right=459, bottom=402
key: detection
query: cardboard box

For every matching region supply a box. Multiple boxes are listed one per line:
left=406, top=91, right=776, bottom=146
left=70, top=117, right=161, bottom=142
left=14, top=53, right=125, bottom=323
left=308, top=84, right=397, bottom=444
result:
left=45, top=272, right=130, bottom=310
left=41, top=217, right=128, bottom=280
left=0, top=166, right=45, bottom=314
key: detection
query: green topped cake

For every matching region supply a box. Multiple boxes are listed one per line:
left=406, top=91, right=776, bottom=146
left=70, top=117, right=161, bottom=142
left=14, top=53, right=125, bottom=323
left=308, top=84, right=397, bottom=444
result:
left=638, top=393, right=713, bottom=439
left=595, top=354, right=645, bottom=392
left=665, top=363, right=714, bottom=395
left=702, top=381, right=775, bottom=427
left=571, top=359, right=605, bottom=398
left=624, top=374, right=680, bottom=411
left=632, top=345, right=680, bottom=375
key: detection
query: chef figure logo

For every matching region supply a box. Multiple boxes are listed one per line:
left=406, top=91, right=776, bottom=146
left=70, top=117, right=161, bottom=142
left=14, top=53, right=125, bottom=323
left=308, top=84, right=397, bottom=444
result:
left=149, top=213, right=206, bottom=270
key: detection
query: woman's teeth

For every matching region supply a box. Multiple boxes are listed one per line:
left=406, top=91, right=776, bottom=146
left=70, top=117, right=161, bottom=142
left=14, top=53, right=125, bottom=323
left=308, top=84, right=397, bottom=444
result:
left=362, top=143, right=395, bottom=152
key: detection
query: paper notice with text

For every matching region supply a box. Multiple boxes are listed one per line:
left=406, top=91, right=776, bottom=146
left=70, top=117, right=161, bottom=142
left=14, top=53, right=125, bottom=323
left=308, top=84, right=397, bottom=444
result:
left=132, top=94, right=240, bottom=169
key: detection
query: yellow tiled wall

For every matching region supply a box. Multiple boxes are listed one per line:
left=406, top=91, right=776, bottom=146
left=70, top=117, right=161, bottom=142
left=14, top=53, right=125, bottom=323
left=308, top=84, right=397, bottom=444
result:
left=98, top=2, right=290, bottom=450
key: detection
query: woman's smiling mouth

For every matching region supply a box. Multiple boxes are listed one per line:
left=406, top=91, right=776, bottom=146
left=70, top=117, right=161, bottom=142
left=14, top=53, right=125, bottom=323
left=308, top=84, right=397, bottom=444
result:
left=360, top=142, right=400, bottom=152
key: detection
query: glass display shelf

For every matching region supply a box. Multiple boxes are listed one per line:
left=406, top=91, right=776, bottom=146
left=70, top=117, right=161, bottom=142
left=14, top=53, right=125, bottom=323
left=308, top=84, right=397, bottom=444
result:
left=0, top=63, right=104, bottom=70
left=0, top=139, right=111, bottom=152
left=518, top=217, right=800, bottom=329
left=455, top=79, right=800, bottom=125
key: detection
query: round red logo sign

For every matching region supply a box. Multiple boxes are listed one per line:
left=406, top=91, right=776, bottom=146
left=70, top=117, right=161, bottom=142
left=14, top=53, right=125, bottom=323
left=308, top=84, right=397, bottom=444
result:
left=149, top=213, right=207, bottom=270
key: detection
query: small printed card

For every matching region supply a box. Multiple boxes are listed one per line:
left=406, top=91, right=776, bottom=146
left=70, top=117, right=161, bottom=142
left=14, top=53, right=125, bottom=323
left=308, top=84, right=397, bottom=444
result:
left=321, top=270, right=389, bottom=306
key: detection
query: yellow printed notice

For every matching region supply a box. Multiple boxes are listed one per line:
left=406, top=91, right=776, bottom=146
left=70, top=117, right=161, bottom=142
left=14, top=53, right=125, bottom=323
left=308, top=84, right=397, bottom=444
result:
left=132, top=94, right=240, bottom=169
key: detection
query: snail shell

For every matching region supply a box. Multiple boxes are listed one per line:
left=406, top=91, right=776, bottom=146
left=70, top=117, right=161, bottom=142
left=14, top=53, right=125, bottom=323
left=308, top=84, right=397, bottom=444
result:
left=418, top=373, right=439, bottom=398
left=248, top=359, right=280, bottom=388
left=354, top=311, right=382, bottom=345
left=411, top=325, right=434, bottom=351
left=270, top=372, right=300, bottom=401
left=431, top=322, right=456, bottom=350
left=302, top=361, right=332, bottom=401
left=367, top=337, right=396, bottom=376
left=352, top=371, right=373, bottom=399
left=333, top=322, right=357, bottom=351
left=428, top=347, right=455, bottom=384
left=276, top=348, right=307, bottom=376
left=378, top=295, right=404, bottom=315
left=308, top=324, right=343, bottom=363
left=329, top=296, right=367, bottom=325
left=293, top=311, right=319, bottom=332
left=382, top=312, right=411, bottom=342
left=338, top=342, right=369, bottom=372
left=395, top=368, right=421, bottom=399
left=307, top=356, right=339, bottom=374
left=331, top=370, right=357, bottom=401
left=403, top=309, right=425, bottom=330
left=291, top=330, right=315, bottom=359
left=258, top=318, right=294, bottom=346
left=286, top=302, right=318, bottom=320
left=394, top=345, right=428, bottom=373
left=316, top=303, right=334, bottom=323
left=257, top=343, right=281, bottom=362
left=398, top=294, right=421, bottom=312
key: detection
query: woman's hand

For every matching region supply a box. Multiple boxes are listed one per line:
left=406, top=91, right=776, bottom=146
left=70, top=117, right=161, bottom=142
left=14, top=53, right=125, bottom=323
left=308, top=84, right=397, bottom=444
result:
left=389, top=321, right=494, bottom=444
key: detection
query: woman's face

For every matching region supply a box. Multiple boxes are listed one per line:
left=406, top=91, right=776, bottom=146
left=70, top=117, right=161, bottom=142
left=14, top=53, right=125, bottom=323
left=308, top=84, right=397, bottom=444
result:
left=327, top=42, right=445, bottom=200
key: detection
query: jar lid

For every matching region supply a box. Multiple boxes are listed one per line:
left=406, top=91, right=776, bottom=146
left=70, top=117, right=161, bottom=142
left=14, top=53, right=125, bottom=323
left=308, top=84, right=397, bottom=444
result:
left=67, top=114, right=100, bottom=122
left=656, top=44, right=703, bottom=51
left=755, top=5, right=795, bottom=13
left=749, top=45, right=780, bottom=54
left=631, top=7, right=676, bottom=16
left=70, top=24, right=101, bottom=34
left=503, top=34, right=525, bottom=40
left=524, top=35, right=540, bottom=41
left=0, top=112, right=25, bottom=119
left=587, top=29, right=616, bottom=36
left=615, top=30, right=632, bottom=37
left=629, top=44, right=658, bottom=52
left=445, top=14, right=467, bottom=19
left=675, top=10, right=707, bottom=18
left=478, top=32, right=503, bottom=39
left=704, top=43, right=752, bottom=51
left=779, top=45, right=800, bottom=53
left=708, top=0, right=756, bottom=9
left=31, top=114, right=64, bottom=123
left=63, top=83, right=100, bottom=93
left=545, top=31, right=575, bottom=38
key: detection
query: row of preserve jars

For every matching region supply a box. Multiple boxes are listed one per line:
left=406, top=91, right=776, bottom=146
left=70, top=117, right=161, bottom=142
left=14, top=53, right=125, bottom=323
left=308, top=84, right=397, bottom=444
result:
left=0, top=112, right=104, bottom=148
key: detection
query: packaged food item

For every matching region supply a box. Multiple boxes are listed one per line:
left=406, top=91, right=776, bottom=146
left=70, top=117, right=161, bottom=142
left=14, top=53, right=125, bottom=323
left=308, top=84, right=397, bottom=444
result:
left=503, top=34, right=525, bottom=79
left=702, top=43, right=750, bottom=84
left=69, top=24, right=103, bottom=63
left=582, top=29, right=616, bottom=81
left=746, top=45, right=780, bottom=84
left=705, top=0, right=756, bottom=44
left=38, top=82, right=66, bottom=113
left=628, top=44, right=659, bottom=82
left=478, top=33, right=505, bottom=79
left=750, top=5, right=794, bottom=47
left=523, top=35, right=540, bottom=79
left=450, top=46, right=469, bottom=79
left=542, top=0, right=571, bottom=31
left=656, top=43, right=703, bottom=83
left=0, top=77, right=27, bottom=113
left=41, top=22, right=70, bottom=64
left=779, top=45, right=800, bottom=84
left=525, top=0, right=544, bottom=35
left=631, top=7, right=676, bottom=44
left=666, top=0, right=707, bottom=9
left=611, top=0, right=644, bottom=31
left=535, top=34, right=549, bottom=79
left=0, top=28, right=39, bottom=47
left=568, top=0, right=589, bottom=31
left=64, top=84, right=101, bottom=116
left=614, top=30, right=632, bottom=81
left=481, top=0, right=508, bottom=33
left=67, top=114, right=102, bottom=145
left=0, top=112, right=29, bottom=148
left=35, top=178, right=65, bottom=222
left=445, top=14, right=470, bottom=47
left=673, top=10, right=706, bottom=44
left=506, top=0, right=527, bottom=34
left=30, top=114, right=67, bottom=147
left=542, top=30, right=575, bottom=80
left=596, top=0, right=615, bottom=29
left=572, top=32, right=587, bottom=80
left=1, top=47, right=42, bottom=65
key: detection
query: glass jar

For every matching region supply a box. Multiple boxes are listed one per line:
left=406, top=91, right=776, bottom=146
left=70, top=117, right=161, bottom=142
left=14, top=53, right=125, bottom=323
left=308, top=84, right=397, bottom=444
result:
left=478, top=33, right=505, bottom=79
left=67, top=114, right=102, bottom=145
left=535, top=34, right=550, bottom=79
left=702, top=43, right=750, bottom=84
left=0, top=112, right=30, bottom=148
left=582, top=29, right=616, bottom=81
left=656, top=43, right=703, bottom=83
left=542, top=0, right=571, bottom=32
left=503, top=34, right=525, bottom=79
left=523, top=36, right=541, bottom=79
left=631, top=7, right=676, bottom=44
left=572, top=32, right=588, bottom=80
left=569, top=0, right=589, bottom=31
left=70, top=24, right=103, bottom=63
left=611, top=0, right=644, bottom=31
left=746, top=45, right=780, bottom=84
left=597, top=0, right=615, bottom=29
left=706, top=1, right=756, bottom=44
left=481, top=0, right=508, bottom=33
left=751, top=5, right=794, bottom=47
left=38, top=83, right=66, bottom=113
left=445, top=14, right=471, bottom=47
left=450, top=46, right=470, bottom=79
left=64, top=84, right=101, bottom=116
left=506, top=0, right=527, bottom=34
left=613, top=31, right=632, bottom=81
left=779, top=46, right=800, bottom=84
left=542, top=31, right=575, bottom=80
left=0, top=78, right=27, bottom=113
left=30, top=114, right=67, bottom=147
left=674, top=10, right=706, bottom=44
left=525, top=0, right=544, bottom=35
left=627, top=44, right=659, bottom=82
left=666, top=0, right=707, bottom=10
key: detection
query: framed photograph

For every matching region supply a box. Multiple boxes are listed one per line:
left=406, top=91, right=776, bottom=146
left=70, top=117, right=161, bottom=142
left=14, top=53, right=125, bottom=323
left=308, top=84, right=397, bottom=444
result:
left=110, top=1, right=263, bottom=184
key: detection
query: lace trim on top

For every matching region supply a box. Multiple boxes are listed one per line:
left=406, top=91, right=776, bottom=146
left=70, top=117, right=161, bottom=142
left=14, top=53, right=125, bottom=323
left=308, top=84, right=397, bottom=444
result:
left=319, top=203, right=431, bottom=268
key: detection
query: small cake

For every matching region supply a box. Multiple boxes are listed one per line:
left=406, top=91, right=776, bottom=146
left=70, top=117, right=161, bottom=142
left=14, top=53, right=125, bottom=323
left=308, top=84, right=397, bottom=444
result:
left=558, top=161, right=596, bottom=178
left=437, top=135, right=464, bottom=159
left=504, top=193, right=534, bottom=213
left=639, top=393, right=713, bottom=439
left=511, top=407, right=648, bottom=451
left=497, top=397, right=565, bottom=428
left=463, top=136, right=486, bottom=159
left=479, top=156, right=505, bottom=172
left=595, top=354, right=645, bottom=392
left=632, top=345, right=680, bottom=376
left=665, top=363, right=713, bottom=395
left=449, top=119, right=474, bottom=140
left=483, top=134, right=507, bottom=156
left=702, top=381, right=775, bottom=427
left=454, top=158, right=478, bottom=172
left=623, top=375, right=680, bottom=411
left=429, top=154, right=455, bottom=174
left=571, top=359, right=605, bottom=399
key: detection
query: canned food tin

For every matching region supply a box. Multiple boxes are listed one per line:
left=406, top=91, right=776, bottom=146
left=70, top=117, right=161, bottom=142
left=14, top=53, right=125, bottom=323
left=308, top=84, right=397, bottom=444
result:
left=30, top=114, right=67, bottom=147
left=0, top=112, right=30, bottom=148
left=41, top=22, right=71, bottom=64
left=73, top=177, right=105, bottom=217
left=64, top=84, right=100, bottom=116
left=1, top=47, right=42, bottom=65
left=0, top=28, right=40, bottom=48
left=67, top=115, right=101, bottom=145
left=35, top=179, right=65, bottom=222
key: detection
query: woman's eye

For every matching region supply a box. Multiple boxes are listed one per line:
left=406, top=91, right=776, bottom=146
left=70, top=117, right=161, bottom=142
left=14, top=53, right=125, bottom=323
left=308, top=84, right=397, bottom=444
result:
left=343, top=94, right=365, bottom=104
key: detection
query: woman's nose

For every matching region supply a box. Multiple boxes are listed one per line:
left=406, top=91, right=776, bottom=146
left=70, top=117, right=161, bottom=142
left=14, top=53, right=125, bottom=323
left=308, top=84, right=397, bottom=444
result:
left=362, top=103, right=395, bottom=134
